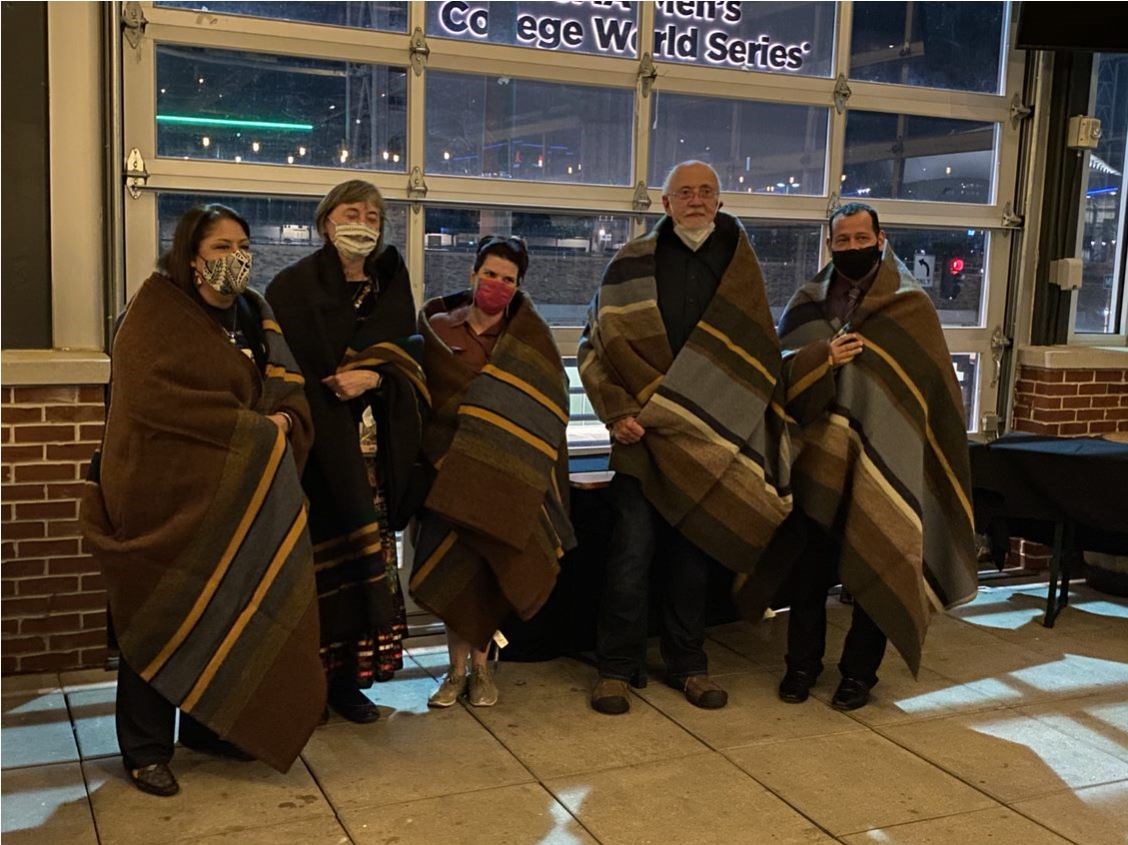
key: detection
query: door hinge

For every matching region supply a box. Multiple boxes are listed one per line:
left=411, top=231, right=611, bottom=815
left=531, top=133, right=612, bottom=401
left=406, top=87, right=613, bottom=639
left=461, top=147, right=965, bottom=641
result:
left=989, top=324, right=1012, bottom=388
left=407, top=166, right=428, bottom=213
left=1009, top=94, right=1033, bottom=130
left=638, top=53, right=658, bottom=98
left=409, top=28, right=429, bottom=76
left=125, top=148, right=149, bottom=199
left=833, top=74, right=852, bottom=114
left=632, top=181, right=652, bottom=212
left=122, top=1, right=147, bottom=51
left=1001, top=201, right=1024, bottom=229
left=825, top=191, right=841, bottom=219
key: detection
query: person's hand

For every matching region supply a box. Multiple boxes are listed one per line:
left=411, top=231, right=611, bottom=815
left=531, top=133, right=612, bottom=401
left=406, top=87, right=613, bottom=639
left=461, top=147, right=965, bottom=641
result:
left=267, top=413, right=292, bottom=436
left=828, top=333, right=864, bottom=367
left=323, top=370, right=381, bottom=401
left=610, top=416, right=645, bottom=445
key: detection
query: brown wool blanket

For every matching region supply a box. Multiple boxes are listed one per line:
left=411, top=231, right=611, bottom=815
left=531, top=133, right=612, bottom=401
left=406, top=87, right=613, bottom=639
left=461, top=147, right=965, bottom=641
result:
left=577, top=213, right=792, bottom=575
left=775, top=245, right=978, bottom=674
left=410, top=292, right=575, bottom=650
left=80, top=274, right=322, bottom=772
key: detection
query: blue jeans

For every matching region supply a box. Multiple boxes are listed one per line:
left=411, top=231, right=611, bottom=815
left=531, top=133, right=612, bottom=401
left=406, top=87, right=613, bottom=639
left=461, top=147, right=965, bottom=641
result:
left=597, top=474, right=711, bottom=685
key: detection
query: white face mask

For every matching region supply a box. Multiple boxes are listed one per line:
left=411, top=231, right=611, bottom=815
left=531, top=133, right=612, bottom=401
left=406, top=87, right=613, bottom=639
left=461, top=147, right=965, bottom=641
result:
left=198, top=249, right=253, bottom=295
left=331, top=222, right=380, bottom=261
left=674, top=222, right=715, bottom=252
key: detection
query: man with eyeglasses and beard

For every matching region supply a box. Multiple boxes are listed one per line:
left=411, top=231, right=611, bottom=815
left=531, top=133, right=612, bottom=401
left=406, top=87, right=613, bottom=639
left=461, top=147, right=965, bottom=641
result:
left=579, top=160, right=792, bottom=715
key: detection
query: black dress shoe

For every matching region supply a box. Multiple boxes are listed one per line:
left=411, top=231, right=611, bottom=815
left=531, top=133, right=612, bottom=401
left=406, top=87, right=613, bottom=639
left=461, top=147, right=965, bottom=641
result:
left=126, top=762, right=180, bottom=797
left=328, top=681, right=381, bottom=724
left=778, top=668, right=819, bottom=704
left=180, top=734, right=255, bottom=761
left=831, top=676, right=872, bottom=711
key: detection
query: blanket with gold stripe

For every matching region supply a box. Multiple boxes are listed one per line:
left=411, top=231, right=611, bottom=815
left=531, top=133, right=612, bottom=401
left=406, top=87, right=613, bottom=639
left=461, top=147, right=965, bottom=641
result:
left=577, top=213, right=792, bottom=576
left=410, top=291, right=575, bottom=650
left=778, top=245, right=978, bottom=674
left=79, top=274, right=322, bottom=772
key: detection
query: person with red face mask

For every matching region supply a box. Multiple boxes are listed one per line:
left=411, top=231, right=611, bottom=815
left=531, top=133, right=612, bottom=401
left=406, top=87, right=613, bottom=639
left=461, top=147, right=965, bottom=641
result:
left=411, top=236, right=575, bottom=709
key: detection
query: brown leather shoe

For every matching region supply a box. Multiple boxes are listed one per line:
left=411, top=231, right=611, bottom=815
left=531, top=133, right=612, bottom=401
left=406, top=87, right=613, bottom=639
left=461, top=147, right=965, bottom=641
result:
left=591, top=678, right=631, bottom=715
left=682, top=675, right=728, bottom=709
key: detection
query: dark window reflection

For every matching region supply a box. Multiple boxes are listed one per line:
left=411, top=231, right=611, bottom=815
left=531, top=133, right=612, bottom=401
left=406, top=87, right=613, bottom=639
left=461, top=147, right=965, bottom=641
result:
left=850, top=2, right=1005, bottom=94
left=884, top=227, right=987, bottom=327
left=843, top=111, right=996, bottom=203
left=650, top=93, right=828, bottom=196
left=425, top=72, right=634, bottom=185
left=1077, top=53, right=1128, bottom=334
left=156, top=46, right=407, bottom=171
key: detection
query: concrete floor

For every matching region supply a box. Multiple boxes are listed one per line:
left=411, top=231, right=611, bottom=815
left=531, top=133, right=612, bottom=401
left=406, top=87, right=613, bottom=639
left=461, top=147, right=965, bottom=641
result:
left=3, top=582, right=1127, bottom=844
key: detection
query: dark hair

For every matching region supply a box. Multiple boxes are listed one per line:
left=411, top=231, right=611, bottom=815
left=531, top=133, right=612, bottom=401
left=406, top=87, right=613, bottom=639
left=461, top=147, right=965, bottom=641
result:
left=474, top=235, right=529, bottom=281
left=158, top=204, right=250, bottom=295
left=829, top=201, right=880, bottom=235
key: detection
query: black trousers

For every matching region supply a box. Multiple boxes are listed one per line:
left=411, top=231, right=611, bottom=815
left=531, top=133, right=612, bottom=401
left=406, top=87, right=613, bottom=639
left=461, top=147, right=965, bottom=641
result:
left=785, top=515, right=888, bottom=687
left=597, top=473, right=711, bottom=685
left=116, top=657, right=219, bottom=769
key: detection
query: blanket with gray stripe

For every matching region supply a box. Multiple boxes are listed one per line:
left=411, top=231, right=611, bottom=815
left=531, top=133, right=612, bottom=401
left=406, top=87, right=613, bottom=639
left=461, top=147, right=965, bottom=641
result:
left=578, top=213, right=792, bottom=575
left=776, top=245, right=978, bottom=674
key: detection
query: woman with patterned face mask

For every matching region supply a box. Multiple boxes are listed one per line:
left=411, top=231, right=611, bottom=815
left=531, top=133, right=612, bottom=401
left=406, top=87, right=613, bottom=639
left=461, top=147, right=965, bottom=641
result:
left=412, top=236, right=575, bottom=709
left=81, top=204, right=321, bottom=797
left=267, top=180, right=429, bottom=725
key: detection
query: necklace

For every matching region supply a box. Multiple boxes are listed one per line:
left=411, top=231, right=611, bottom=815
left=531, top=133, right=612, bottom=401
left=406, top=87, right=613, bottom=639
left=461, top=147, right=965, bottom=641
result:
left=222, top=307, right=239, bottom=344
left=350, top=277, right=373, bottom=310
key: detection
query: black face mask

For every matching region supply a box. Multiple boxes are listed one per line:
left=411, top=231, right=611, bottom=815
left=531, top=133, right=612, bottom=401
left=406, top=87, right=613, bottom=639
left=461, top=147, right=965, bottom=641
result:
left=831, top=245, right=881, bottom=281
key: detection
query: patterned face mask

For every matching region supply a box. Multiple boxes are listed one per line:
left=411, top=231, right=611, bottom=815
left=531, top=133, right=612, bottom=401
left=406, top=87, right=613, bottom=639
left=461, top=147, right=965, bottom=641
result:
left=331, top=222, right=381, bottom=261
left=198, top=249, right=253, bottom=295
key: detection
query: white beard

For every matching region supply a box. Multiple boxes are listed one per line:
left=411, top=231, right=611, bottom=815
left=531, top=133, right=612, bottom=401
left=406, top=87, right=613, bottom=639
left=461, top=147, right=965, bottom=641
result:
left=674, top=222, right=715, bottom=252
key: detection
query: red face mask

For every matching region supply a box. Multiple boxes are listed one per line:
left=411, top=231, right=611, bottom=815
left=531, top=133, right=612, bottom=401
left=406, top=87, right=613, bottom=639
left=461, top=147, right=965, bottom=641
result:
left=473, top=276, right=516, bottom=315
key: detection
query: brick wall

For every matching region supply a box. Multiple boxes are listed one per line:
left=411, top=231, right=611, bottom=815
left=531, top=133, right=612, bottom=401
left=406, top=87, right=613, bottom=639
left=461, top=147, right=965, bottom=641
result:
left=1007, top=362, right=1127, bottom=570
left=1011, top=365, right=1128, bottom=436
left=1, top=385, right=106, bottom=674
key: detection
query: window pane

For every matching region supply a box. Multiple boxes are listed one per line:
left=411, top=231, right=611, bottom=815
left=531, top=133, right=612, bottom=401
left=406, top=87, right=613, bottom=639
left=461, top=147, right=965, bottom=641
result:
left=884, top=227, right=987, bottom=327
left=951, top=352, right=978, bottom=432
left=156, top=1, right=408, bottom=32
left=563, top=355, right=610, bottom=449
left=1077, top=53, right=1128, bottom=334
left=423, top=206, right=631, bottom=326
left=654, top=1, right=836, bottom=78
left=425, top=2, right=638, bottom=58
left=425, top=72, right=633, bottom=185
left=650, top=94, right=829, bottom=195
left=850, top=2, right=1005, bottom=94
left=748, top=222, right=824, bottom=320
left=156, top=46, right=407, bottom=171
left=156, top=192, right=408, bottom=294
left=843, top=111, right=995, bottom=203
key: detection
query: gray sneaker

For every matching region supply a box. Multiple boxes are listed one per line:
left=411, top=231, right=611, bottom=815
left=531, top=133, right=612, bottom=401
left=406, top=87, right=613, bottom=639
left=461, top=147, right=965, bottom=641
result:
left=428, top=672, right=467, bottom=708
left=467, top=665, right=499, bottom=707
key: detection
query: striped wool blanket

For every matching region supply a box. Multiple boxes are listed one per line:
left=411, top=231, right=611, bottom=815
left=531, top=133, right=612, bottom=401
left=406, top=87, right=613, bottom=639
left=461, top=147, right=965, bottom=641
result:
left=578, top=213, right=792, bottom=575
left=410, top=292, right=575, bottom=650
left=80, top=274, right=322, bottom=772
left=778, top=246, right=978, bottom=674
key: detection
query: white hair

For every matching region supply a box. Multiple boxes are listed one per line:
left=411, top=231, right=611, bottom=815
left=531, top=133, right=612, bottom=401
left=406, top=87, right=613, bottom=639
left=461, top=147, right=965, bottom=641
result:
left=661, top=160, right=721, bottom=195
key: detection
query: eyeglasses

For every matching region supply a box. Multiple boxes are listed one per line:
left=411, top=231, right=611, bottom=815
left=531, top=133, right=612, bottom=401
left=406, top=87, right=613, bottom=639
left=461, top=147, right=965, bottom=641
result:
left=476, top=234, right=528, bottom=257
left=669, top=186, right=718, bottom=202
